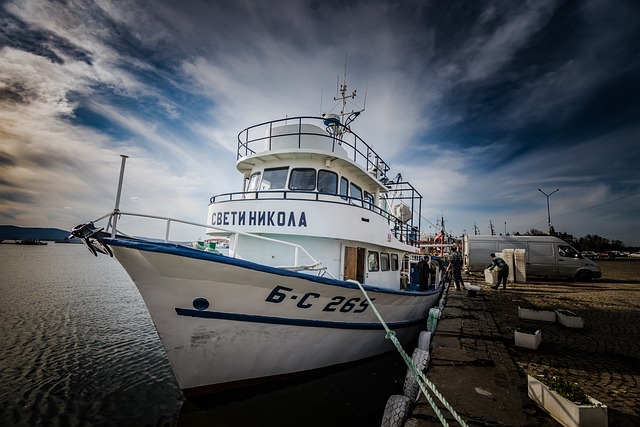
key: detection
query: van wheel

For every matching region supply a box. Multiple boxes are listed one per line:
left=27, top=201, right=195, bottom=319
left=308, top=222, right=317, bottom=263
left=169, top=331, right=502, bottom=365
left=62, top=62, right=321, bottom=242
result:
left=576, top=270, right=593, bottom=282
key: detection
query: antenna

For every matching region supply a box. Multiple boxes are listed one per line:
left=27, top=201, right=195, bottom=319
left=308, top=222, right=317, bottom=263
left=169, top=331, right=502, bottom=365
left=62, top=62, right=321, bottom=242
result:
left=323, top=56, right=365, bottom=137
left=363, top=80, right=368, bottom=110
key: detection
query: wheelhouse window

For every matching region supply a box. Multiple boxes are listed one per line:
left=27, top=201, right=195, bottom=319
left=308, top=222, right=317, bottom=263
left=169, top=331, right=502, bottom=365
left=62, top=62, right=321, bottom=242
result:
left=380, top=253, right=390, bottom=271
left=339, top=177, right=349, bottom=200
left=246, top=172, right=261, bottom=191
left=364, top=191, right=374, bottom=210
left=261, top=167, right=289, bottom=190
left=391, top=254, right=399, bottom=271
left=350, top=183, right=363, bottom=206
left=367, top=251, right=380, bottom=272
left=289, top=168, right=316, bottom=191
left=318, top=170, right=338, bottom=194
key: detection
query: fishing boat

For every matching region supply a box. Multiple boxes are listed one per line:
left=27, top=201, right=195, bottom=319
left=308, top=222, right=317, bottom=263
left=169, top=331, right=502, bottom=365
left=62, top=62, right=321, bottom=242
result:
left=72, top=78, right=444, bottom=395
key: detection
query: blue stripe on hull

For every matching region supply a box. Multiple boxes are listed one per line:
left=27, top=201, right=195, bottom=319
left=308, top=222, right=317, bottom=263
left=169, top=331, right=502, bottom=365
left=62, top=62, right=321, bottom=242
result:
left=175, top=307, right=427, bottom=330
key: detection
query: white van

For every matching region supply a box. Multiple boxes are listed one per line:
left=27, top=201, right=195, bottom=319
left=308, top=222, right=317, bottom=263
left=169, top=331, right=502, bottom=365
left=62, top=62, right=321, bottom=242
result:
left=463, top=235, right=601, bottom=281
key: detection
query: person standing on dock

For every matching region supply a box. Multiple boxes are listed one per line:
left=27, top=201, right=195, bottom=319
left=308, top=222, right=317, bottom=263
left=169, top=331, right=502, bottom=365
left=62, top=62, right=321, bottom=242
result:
left=488, top=253, right=509, bottom=290
left=447, top=245, right=463, bottom=291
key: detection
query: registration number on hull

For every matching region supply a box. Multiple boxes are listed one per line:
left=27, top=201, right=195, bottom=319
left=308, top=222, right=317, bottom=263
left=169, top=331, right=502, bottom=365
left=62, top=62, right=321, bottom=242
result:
left=265, top=285, right=373, bottom=313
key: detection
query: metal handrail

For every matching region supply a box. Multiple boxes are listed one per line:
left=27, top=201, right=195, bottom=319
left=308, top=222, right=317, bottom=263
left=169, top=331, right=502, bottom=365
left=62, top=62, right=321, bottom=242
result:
left=237, top=116, right=391, bottom=183
left=208, top=189, right=421, bottom=246
left=96, top=210, right=336, bottom=279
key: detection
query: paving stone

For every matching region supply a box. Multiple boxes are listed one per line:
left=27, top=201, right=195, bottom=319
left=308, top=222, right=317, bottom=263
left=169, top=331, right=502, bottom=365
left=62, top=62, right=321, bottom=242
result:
left=404, top=262, right=640, bottom=427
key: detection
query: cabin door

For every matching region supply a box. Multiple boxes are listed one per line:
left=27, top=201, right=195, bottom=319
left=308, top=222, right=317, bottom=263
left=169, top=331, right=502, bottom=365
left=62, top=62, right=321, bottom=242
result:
left=343, top=246, right=366, bottom=283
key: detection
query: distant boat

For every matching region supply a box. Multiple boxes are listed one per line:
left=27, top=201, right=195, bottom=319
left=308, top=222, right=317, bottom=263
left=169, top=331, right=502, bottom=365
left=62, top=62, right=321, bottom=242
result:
left=16, top=239, right=48, bottom=245
left=72, top=76, right=444, bottom=395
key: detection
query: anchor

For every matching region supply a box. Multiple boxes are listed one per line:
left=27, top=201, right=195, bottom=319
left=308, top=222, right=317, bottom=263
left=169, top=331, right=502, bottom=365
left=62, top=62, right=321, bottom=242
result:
left=70, top=222, right=113, bottom=257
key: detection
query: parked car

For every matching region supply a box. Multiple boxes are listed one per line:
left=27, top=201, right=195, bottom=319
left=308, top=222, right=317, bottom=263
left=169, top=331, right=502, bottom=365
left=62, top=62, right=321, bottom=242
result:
left=581, top=251, right=597, bottom=258
left=630, top=252, right=640, bottom=258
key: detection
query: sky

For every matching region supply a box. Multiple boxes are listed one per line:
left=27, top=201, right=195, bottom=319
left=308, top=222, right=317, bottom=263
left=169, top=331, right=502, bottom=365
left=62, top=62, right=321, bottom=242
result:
left=1, top=0, right=639, bottom=246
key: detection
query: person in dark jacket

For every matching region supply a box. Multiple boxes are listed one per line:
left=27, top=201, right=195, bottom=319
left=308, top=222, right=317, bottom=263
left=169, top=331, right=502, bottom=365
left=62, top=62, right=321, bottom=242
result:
left=447, top=245, right=463, bottom=290
left=417, top=255, right=430, bottom=290
left=488, top=253, right=509, bottom=290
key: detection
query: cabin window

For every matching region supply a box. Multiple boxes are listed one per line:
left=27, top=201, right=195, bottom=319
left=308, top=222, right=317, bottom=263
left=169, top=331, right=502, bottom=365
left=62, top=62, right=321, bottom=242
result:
left=289, top=168, right=316, bottom=191
left=367, top=251, right=380, bottom=272
left=339, top=177, right=349, bottom=200
left=247, top=172, right=261, bottom=191
left=350, top=183, right=363, bottom=206
left=261, top=167, right=289, bottom=190
left=364, top=191, right=374, bottom=210
left=318, top=170, right=338, bottom=194
left=391, top=254, right=399, bottom=271
left=380, top=253, right=390, bottom=271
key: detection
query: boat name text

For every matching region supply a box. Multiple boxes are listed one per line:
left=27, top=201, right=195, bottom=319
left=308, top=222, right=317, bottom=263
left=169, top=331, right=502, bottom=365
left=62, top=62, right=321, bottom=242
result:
left=211, top=211, right=308, bottom=227
left=265, top=285, right=374, bottom=313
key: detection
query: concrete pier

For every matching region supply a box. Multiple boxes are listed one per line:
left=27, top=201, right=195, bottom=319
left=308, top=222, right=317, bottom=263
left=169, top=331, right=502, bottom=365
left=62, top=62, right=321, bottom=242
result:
left=404, top=274, right=640, bottom=426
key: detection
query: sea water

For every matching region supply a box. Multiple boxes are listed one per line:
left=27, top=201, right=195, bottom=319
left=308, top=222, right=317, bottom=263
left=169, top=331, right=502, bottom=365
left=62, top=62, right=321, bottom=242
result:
left=0, top=243, right=182, bottom=426
left=0, top=243, right=408, bottom=426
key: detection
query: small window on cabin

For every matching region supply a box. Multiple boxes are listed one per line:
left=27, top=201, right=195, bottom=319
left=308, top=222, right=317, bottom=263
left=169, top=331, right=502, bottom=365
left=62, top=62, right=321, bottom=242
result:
left=340, top=177, right=349, bottom=200
left=380, top=253, right=390, bottom=271
left=318, top=170, right=338, bottom=194
left=364, top=191, right=374, bottom=210
left=391, top=254, right=399, bottom=271
left=261, top=167, right=289, bottom=190
left=247, top=172, right=261, bottom=191
left=350, top=183, right=363, bottom=206
left=289, top=168, right=316, bottom=191
left=368, top=251, right=380, bottom=272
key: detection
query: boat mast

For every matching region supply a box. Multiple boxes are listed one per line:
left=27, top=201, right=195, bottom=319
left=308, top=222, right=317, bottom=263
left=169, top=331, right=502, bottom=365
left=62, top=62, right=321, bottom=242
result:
left=111, top=154, right=129, bottom=237
left=333, top=64, right=365, bottom=126
left=324, top=62, right=365, bottom=138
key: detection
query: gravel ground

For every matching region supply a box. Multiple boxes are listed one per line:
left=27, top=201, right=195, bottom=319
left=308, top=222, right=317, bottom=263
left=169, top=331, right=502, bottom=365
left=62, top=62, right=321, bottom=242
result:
left=472, top=259, right=640, bottom=426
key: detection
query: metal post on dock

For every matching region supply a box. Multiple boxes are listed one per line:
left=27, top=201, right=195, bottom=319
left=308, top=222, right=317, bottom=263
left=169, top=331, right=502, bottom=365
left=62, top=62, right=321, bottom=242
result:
left=111, top=155, right=129, bottom=238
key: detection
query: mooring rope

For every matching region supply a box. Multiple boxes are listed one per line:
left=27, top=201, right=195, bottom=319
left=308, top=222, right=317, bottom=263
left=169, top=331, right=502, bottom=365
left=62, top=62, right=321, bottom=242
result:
left=351, top=281, right=468, bottom=427
left=275, top=261, right=325, bottom=271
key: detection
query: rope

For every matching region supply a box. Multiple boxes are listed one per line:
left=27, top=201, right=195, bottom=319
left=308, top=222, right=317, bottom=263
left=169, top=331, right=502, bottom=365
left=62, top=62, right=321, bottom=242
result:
left=275, top=262, right=332, bottom=278
left=275, top=261, right=326, bottom=272
left=352, top=281, right=468, bottom=427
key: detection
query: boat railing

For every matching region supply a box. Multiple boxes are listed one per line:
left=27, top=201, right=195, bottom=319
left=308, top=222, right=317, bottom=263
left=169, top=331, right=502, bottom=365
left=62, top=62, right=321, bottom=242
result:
left=209, top=189, right=420, bottom=246
left=237, top=116, right=392, bottom=183
left=94, top=210, right=336, bottom=278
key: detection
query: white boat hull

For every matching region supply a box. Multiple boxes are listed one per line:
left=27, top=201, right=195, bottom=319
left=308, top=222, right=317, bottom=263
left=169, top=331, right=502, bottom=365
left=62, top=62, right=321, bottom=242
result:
left=106, top=238, right=442, bottom=393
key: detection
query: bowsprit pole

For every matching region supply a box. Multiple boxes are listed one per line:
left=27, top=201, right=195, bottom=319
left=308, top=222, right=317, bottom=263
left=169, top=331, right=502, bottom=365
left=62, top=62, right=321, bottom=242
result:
left=111, top=155, right=129, bottom=238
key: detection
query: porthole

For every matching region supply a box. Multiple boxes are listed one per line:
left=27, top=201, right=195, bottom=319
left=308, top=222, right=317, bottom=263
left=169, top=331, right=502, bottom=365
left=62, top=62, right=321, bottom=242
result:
left=192, top=297, right=210, bottom=311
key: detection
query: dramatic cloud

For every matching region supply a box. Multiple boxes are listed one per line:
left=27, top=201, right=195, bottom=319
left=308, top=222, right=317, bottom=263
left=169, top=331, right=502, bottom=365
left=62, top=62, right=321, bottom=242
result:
left=1, top=0, right=639, bottom=244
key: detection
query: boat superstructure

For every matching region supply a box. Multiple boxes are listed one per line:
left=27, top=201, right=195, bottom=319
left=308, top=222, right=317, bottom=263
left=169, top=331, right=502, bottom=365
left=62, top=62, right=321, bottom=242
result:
left=72, top=78, right=443, bottom=394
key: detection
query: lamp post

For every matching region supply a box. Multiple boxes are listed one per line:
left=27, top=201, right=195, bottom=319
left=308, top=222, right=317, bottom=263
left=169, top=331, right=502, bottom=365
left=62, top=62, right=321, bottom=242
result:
left=538, top=188, right=559, bottom=234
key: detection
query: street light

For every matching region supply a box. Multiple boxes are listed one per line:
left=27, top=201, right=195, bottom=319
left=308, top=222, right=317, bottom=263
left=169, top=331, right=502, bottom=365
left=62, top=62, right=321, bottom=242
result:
left=538, top=188, right=559, bottom=234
